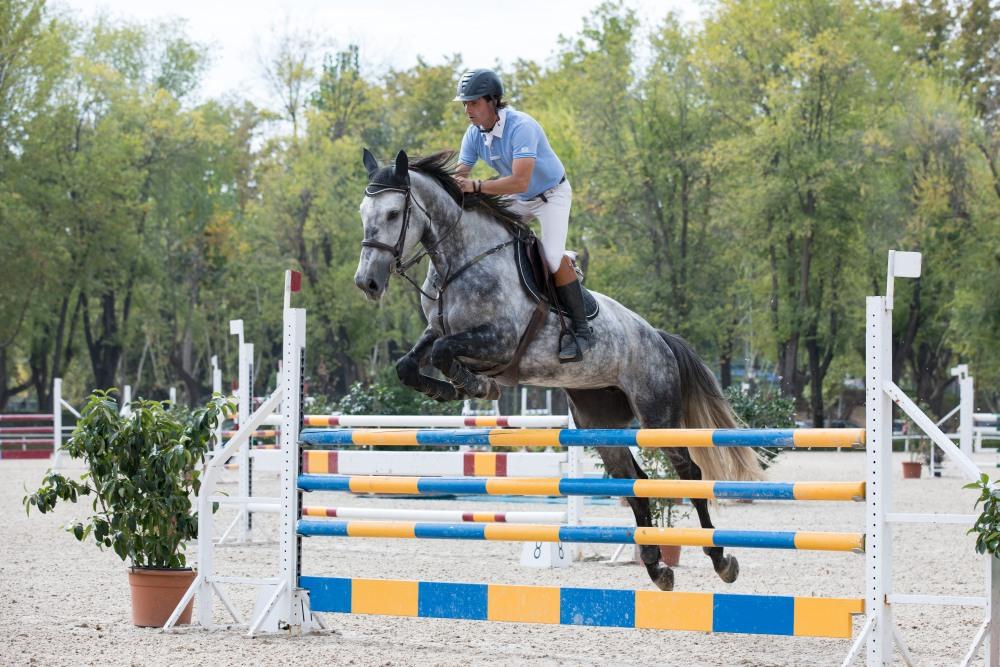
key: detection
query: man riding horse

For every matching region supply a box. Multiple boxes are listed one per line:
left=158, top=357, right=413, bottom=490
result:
left=452, top=69, right=592, bottom=362
left=354, top=71, right=762, bottom=592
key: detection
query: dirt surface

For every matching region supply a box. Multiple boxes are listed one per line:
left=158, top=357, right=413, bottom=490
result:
left=1, top=450, right=993, bottom=666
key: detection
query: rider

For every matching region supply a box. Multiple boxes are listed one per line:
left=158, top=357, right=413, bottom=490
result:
left=452, top=68, right=592, bottom=362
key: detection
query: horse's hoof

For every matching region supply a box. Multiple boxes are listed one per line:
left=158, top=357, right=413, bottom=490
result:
left=483, top=380, right=501, bottom=401
left=718, top=554, right=739, bottom=583
left=654, top=565, right=675, bottom=591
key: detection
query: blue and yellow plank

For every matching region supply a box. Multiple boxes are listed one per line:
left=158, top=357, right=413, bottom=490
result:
left=297, top=473, right=865, bottom=502
left=300, top=576, right=863, bottom=638
left=296, top=519, right=864, bottom=552
left=299, top=427, right=865, bottom=448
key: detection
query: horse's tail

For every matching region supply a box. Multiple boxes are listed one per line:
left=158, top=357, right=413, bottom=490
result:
left=659, top=331, right=764, bottom=482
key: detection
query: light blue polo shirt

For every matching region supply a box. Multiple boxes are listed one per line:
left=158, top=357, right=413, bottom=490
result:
left=458, top=108, right=565, bottom=201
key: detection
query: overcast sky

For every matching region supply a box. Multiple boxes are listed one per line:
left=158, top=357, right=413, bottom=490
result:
left=54, top=1, right=707, bottom=105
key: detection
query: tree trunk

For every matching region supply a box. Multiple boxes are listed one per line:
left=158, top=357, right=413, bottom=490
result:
left=806, top=333, right=824, bottom=428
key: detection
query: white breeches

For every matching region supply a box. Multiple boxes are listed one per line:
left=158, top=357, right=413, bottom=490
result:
left=507, top=179, right=573, bottom=272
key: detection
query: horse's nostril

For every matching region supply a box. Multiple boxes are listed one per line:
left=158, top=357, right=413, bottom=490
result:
left=367, top=279, right=380, bottom=294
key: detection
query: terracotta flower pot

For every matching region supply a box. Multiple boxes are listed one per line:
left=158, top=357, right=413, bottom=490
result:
left=659, top=544, right=681, bottom=567
left=127, top=567, right=196, bottom=627
left=901, top=461, right=922, bottom=479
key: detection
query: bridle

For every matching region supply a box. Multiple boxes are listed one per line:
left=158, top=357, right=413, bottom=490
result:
left=360, top=177, right=517, bottom=331
left=361, top=180, right=464, bottom=299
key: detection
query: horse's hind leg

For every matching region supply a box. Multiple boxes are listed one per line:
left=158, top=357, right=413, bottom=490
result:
left=566, top=387, right=676, bottom=592
left=665, top=448, right=740, bottom=584
left=625, top=368, right=741, bottom=586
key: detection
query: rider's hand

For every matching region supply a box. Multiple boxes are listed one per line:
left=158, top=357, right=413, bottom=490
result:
left=454, top=176, right=475, bottom=193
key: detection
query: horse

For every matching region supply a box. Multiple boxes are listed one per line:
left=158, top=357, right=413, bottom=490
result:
left=354, top=148, right=763, bottom=591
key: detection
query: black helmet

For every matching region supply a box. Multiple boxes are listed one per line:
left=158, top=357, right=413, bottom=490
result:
left=453, top=69, right=503, bottom=102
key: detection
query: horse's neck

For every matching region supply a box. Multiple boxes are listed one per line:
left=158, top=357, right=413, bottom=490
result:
left=414, top=179, right=510, bottom=276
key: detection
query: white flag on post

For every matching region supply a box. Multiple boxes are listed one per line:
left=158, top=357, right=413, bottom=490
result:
left=886, top=250, right=922, bottom=309
left=890, top=250, right=922, bottom=278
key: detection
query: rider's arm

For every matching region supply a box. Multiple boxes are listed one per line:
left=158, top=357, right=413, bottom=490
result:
left=479, top=158, right=534, bottom=195
left=455, top=163, right=473, bottom=177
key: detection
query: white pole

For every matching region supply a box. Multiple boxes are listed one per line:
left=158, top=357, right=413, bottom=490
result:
left=265, top=270, right=313, bottom=633
left=169, top=386, right=177, bottom=406
left=120, top=385, right=132, bottom=417
left=989, top=556, right=1000, bottom=666
left=211, top=355, right=222, bottom=449
left=52, top=378, right=63, bottom=468
left=520, top=387, right=527, bottom=415
left=867, top=294, right=893, bottom=666
left=231, top=319, right=251, bottom=543
left=954, top=364, right=974, bottom=457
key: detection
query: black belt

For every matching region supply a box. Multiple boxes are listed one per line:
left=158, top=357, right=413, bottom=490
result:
left=534, top=175, right=566, bottom=203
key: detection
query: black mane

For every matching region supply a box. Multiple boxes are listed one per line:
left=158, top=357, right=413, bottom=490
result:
left=409, top=151, right=530, bottom=232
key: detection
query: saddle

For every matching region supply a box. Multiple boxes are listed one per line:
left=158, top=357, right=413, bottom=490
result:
left=487, top=232, right=599, bottom=385
left=515, top=235, right=599, bottom=320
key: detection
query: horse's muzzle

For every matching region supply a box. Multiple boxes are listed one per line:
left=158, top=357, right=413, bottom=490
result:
left=355, top=273, right=384, bottom=300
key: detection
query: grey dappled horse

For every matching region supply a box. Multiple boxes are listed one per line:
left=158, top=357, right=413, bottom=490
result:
left=354, top=149, right=763, bottom=591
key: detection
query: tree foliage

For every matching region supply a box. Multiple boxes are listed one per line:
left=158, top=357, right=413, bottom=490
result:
left=2, top=0, right=999, bottom=421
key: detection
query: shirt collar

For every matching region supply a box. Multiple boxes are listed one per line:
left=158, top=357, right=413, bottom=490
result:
left=482, top=108, right=508, bottom=148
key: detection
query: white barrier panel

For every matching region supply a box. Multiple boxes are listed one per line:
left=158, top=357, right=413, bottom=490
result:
left=252, top=449, right=569, bottom=478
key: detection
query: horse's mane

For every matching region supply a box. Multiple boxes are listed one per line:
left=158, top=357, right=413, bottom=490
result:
left=410, top=151, right=530, bottom=232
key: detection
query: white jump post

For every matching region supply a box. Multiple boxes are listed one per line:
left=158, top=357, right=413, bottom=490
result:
left=210, top=355, right=222, bottom=447
left=53, top=378, right=63, bottom=464
left=228, top=319, right=254, bottom=544
left=51, top=378, right=83, bottom=471
left=953, top=364, right=974, bottom=456
left=252, top=270, right=316, bottom=634
left=853, top=250, right=998, bottom=667
left=165, top=270, right=315, bottom=634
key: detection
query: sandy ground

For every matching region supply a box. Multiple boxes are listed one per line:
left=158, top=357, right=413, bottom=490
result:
left=1, top=450, right=995, bottom=666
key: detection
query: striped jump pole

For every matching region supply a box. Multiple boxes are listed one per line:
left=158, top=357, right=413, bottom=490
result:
left=0, top=413, right=53, bottom=422
left=301, top=575, right=863, bottom=638
left=300, top=427, right=865, bottom=449
left=0, top=409, right=56, bottom=460
left=298, top=474, right=866, bottom=502
left=296, top=519, right=865, bottom=553
left=298, top=414, right=571, bottom=428
left=302, top=506, right=567, bottom=523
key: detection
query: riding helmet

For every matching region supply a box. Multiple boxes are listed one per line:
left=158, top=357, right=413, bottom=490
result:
left=453, top=69, right=503, bottom=102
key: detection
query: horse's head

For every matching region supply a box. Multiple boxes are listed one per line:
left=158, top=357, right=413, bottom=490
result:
left=355, top=148, right=425, bottom=300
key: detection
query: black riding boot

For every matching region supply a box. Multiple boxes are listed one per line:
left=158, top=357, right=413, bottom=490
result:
left=555, top=278, right=592, bottom=362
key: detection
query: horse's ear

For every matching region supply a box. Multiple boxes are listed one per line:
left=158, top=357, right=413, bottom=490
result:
left=362, top=148, right=379, bottom=178
left=394, top=150, right=409, bottom=184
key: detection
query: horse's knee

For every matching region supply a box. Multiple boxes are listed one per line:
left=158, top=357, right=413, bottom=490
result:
left=429, top=339, right=452, bottom=370
left=395, top=355, right=420, bottom=387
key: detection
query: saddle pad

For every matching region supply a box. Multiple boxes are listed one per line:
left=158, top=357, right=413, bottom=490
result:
left=515, top=237, right=599, bottom=321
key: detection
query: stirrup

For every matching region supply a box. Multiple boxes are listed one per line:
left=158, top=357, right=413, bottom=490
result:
left=559, top=331, right=584, bottom=363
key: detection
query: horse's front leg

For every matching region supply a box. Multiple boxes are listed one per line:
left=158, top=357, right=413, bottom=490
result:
left=428, top=324, right=508, bottom=400
left=395, top=328, right=464, bottom=402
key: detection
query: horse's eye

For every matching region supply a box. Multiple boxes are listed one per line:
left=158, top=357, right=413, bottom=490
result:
left=387, top=209, right=400, bottom=221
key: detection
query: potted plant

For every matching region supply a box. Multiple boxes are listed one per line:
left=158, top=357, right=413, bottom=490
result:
left=902, top=435, right=925, bottom=479
left=24, top=390, right=227, bottom=627
left=638, top=447, right=692, bottom=566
